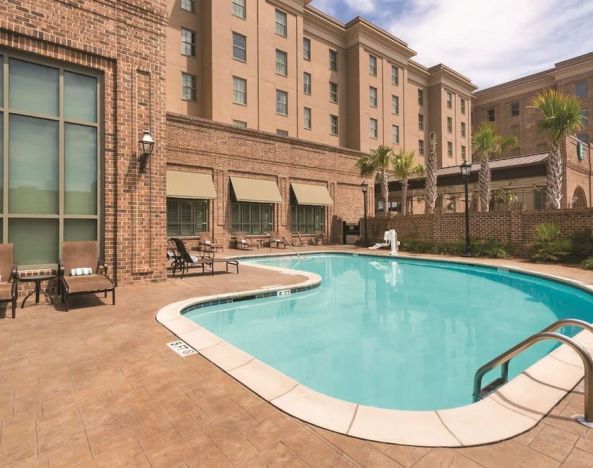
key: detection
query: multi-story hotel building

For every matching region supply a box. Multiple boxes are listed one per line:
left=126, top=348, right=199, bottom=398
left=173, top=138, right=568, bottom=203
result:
left=167, top=0, right=476, bottom=163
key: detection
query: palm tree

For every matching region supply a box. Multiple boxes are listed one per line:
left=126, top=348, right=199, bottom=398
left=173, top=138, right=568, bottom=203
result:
left=472, top=122, right=517, bottom=212
left=531, top=89, right=583, bottom=209
left=392, top=150, right=424, bottom=215
left=356, top=145, right=393, bottom=216
left=424, top=132, right=438, bottom=214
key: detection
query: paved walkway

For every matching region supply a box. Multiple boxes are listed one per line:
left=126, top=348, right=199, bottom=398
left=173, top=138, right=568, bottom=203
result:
left=1, top=247, right=592, bottom=467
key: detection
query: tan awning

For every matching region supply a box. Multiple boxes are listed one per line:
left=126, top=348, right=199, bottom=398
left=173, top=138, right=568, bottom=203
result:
left=166, top=171, right=217, bottom=199
left=291, top=183, right=333, bottom=206
left=230, top=177, right=283, bottom=203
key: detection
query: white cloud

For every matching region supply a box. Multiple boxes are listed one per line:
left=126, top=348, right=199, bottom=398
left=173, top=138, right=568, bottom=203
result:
left=386, top=0, right=593, bottom=88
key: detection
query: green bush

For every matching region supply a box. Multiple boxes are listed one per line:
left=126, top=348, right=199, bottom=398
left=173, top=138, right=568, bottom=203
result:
left=399, top=238, right=510, bottom=258
left=570, top=229, right=593, bottom=261
left=529, top=223, right=571, bottom=263
left=581, top=258, right=593, bottom=270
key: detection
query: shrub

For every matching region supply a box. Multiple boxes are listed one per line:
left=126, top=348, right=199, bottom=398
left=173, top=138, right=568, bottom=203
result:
left=399, top=238, right=510, bottom=258
left=472, top=239, right=511, bottom=258
left=529, top=223, right=571, bottom=263
left=582, top=258, right=593, bottom=270
left=570, top=229, right=593, bottom=261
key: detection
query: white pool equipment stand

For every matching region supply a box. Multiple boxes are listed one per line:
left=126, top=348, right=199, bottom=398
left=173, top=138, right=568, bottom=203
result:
left=368, top=229, right=399, bottom=256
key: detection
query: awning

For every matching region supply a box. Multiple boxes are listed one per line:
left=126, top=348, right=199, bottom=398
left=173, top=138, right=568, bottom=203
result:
left=166, top=171, right=217, bottom=199
left=230, top=177, right=283, bottom=203
left=291, top=183, right=333, bottom=206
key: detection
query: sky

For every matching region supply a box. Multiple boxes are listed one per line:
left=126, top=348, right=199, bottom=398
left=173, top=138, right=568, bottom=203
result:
left=309, top=0, right=593, bottom=89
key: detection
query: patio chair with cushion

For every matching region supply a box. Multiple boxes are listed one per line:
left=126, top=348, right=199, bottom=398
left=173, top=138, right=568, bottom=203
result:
left=234, top=232, right=254, bottom=250
left=203, top=250, right=240, bottom=274
left=269, top=231, right=286, bottom=249
left=199, top=232, right=224, bottom=252
left=0, top=244, right=18, bottom=319
left=59, top=241, right=115, bottom=312
left=171, top=238, right=214, bottom=278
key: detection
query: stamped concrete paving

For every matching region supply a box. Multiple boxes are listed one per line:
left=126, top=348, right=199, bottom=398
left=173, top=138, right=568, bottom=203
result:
left=1, top=247, right=592, bottom=467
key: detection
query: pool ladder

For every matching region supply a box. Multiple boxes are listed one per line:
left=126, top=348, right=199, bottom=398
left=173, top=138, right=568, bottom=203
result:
left=473, top=318, right=593, bottom=425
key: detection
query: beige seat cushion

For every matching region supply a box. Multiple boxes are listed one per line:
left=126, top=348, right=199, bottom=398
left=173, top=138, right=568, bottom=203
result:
left=64, top=274, right=113, bottom=293
left=0, top=283, right=13, bottom=301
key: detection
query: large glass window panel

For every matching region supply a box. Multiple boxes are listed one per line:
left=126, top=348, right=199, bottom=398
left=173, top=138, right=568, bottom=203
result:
left=9, top=59, right=59, bottom=117
left=9, top=219, right=59, bottom=265
left=180, top=200, right=193, bottom=235
left=65, top=124, right=97, bottom=215
left=0, top=113, right=3, bottom=210
left=64, top=219, right=97, bottom=241
left=0, top=56, right=3, bottom=107
left=64, top=72, right=97, bottom=122
left=9, top=115, right=59, bottom=214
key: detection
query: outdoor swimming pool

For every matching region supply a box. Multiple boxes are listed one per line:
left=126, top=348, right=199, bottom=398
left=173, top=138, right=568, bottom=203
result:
left=183, top=254, right=593, bottom=411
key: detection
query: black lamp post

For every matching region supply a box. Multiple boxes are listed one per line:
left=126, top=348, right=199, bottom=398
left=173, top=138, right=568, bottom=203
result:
left=460, top=160, right=472, bottom=257
left=139, top=130, right=155, bottom=173
left=361, top=181, right=369, bottom=247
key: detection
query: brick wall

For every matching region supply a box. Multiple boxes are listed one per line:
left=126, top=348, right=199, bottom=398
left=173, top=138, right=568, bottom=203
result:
left=368, top=208, right=593, bottom=256
left=1, top=0, right=168, bottom=286
left=166, top=113, right=373, bottom=246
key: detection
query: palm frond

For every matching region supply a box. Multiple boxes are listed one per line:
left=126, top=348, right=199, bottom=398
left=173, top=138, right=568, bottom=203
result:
left=530, top=89, right=582, bottom=142
left=392, top=150, right=424, bottom=179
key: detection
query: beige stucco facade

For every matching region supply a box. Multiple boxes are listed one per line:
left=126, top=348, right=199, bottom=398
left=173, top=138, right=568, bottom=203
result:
left=165, top=0, right=476, bottom=167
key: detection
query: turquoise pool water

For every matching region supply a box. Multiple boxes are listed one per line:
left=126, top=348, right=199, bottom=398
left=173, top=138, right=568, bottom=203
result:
left=184, top=254, right=593, bottom=410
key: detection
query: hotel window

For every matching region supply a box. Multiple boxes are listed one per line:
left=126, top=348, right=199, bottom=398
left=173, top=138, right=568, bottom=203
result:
left=392, top=95, right=399, bottom=115
left=446, top=91, right=453, bottom=109
left=276, top=90, right=288, bottom=115
left=276, top=49, right=288, bottom=76
left=232, top=32, right=247, bottom=61
left=576, top=81, right=588, bottom=98
left=369, top=87, right=378, bottom=108
left=329, top=82, right=338, bottom=103
left=418, top=88, right=424, bottom=106
left=418, top=140, right=425, bottom=156
left=330, top=115, right=339, bottom=136
left=0, top=55, right=100, bottom=266
left=303, top=72, right=312, bottom=95
left=511, top=101, right=520, bottom=116
left=418, top=114, right=424, bottom=131
left=233, top=76, right=247, bottom=105
left=370, top=118, right=378, bottom=139
left=461, top=122, right=466, bottom=138
left=392, top=65, right=399, bottom=86
left=461, top=98, right=466, bottom=114
left=233, top=120, right=247, bottom=128
left=181, top=28, right=196, bottom=56
left=461, top=145, right=467, bottom=160
left=291, top=204, right=324, bottom=234
left=329, top=49, right=338, bottom=71
left=275, top=9, right=287, bottom=37
left=581, top=109, right=589, bottom=125
left=276, top=129, right=288, bottom=137
left=181, top=73, right=196, bottom=101
left=232, top=0, right=246, bottom=19
left=231, top=202, right=274, bottom=235
left=447, top=117, right=452, bottom=133
left=487, top=108, right=495, bottom=122
left=167, top=199, right=208, bottom=236
left=304, top=107, right=312, bottom=130
left=392, top=125, right=400, bottom=144
left=447, top=141, right=453, bottom=157
left=303, top=37, right=311, bottom=61
left=369, top=55, right=377, bottom=76
left=181, top=0, right=194, bottom=12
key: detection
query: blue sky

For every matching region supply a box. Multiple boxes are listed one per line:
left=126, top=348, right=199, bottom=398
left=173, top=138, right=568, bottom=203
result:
left=310, top=0, right=593, bottom=89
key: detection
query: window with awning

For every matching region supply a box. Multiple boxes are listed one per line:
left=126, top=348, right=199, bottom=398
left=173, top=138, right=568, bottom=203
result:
left=230, top=177, right=282, bottom=234
left=230, top=177, right=282, bottom=203
left=290, top=182, right=333, bottom=206
left=166, top=170, right=216, bottom=199
left=290, top=183, right=331, bottom=234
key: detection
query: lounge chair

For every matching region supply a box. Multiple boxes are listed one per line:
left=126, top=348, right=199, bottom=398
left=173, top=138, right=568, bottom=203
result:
left=171, top=238, right=214, bottom=278
left=199, top=232, right=224, bottom=252
left=269, top=231, right=286, bottom=249
left=234, top=232, right=254, bottom=250
left=0, top=244, right=18, bottom=319
left=312, top=231, right=326, bottom=246
left=59, top=241, right=115, bottom=312
left=207, top=251, right=240, bottom=274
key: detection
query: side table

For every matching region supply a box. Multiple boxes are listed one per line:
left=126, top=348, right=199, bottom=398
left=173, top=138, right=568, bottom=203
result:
left=19, top=274, right=57, bottom=308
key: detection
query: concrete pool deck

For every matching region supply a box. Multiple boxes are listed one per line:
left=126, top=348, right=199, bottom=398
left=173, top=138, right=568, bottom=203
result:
left=0, top=245, right=591, bottom=466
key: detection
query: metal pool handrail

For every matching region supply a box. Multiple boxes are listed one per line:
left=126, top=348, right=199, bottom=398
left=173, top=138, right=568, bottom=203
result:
left=281, top=234, right=302, bottom=260
left=473, top=319, right=593, bottom=423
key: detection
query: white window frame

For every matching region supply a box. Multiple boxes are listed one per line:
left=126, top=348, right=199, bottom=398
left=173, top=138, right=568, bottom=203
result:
left=369, top=86, right=378, bottom=108
left=370, top=118, right=378, bottom=139
left=232, top=0, right=246, bottom=19
left=392, top=95, right=399, bottom=115
left=275, top=9, right=287, bottom=37
left=392, top=125, right=399, bottom=144
left=181, top=0, right=194, bottom=13
left=233, top=76, right=247, bottom=105
left=369, top=54, right=377, bottom=76
left=181, top=28, right=196, bottom=56
left=329, top=82, right=338, bottom=104
left=275, top=49, right=288, bottom=76
left=304, top=107, right=312, bottom=130
left=330, top=115, right=339, bottom=136
left=391, top=65, right=399, bottom=86
left=232, top=32, right=247, bottom=62
left=181, top=73, right=196, bottom=101
left=303, top=72, right=312, bottom=95
left=276, top=89, right=288, bottom=115
left=303, top=37, right=311, bottom=61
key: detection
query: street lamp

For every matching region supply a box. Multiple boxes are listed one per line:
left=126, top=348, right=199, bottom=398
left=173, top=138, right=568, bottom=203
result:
left=460, top=160, right=472, bottom=257
left=139, top=130, right=155, bottom=173
left=361, top=181, right=369, bottom=247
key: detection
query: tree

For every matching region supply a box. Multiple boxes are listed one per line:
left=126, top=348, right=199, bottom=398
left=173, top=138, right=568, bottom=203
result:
left=531, top=89, right=583, bottom=209
left=472, top=122, right=517, bottom=212
left=424, top=132, right=438, bottom=213
left=392, top=150, right=424, bottom=216
left=356, top=145, right=393, bottom=216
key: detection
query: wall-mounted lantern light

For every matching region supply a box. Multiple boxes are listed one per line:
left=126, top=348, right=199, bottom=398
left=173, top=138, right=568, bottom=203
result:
left=139, top=130, right=155, bottom=173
